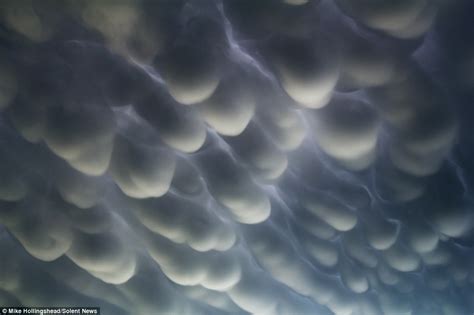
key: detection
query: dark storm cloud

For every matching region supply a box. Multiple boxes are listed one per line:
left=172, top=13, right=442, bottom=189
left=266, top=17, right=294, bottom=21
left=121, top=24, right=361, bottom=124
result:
left=0, top=0, right=474, bottom=314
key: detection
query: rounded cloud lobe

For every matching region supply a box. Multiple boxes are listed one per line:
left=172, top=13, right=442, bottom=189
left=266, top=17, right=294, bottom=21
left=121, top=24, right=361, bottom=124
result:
left=1, top=0, right=474, bottom=314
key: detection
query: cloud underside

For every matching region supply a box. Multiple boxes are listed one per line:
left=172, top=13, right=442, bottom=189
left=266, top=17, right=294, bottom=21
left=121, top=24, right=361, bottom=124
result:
left=0, top=0, right=474, bottom=314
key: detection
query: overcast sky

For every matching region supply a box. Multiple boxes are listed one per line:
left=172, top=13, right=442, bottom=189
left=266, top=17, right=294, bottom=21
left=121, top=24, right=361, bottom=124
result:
left=1, top=0, right=474, bottom=314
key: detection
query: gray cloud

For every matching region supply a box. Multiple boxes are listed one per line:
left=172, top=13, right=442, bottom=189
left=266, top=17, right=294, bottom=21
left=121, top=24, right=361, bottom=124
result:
left=0, top=0, right=474, bottom=314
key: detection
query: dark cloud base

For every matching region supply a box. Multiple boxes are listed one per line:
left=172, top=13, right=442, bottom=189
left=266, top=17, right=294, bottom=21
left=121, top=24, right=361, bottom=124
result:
left=1, top=0, right=474, bottom=314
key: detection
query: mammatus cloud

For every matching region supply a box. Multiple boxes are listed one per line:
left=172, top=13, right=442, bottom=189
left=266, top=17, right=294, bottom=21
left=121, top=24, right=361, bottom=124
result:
left=0, top=0, right=474, bottom=314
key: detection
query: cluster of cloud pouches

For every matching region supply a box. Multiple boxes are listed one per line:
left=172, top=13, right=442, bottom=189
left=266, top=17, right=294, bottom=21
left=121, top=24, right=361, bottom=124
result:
left=1, top=0, right=474, bottom=314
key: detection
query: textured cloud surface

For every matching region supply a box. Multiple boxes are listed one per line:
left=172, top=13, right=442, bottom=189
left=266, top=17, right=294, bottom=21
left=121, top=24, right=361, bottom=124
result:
left=1, top=0, right=474, bottom=314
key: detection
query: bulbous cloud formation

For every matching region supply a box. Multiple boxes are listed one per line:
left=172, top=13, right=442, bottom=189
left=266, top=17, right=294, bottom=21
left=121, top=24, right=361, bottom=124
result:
left=1, top=0, right=474, bottom=314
